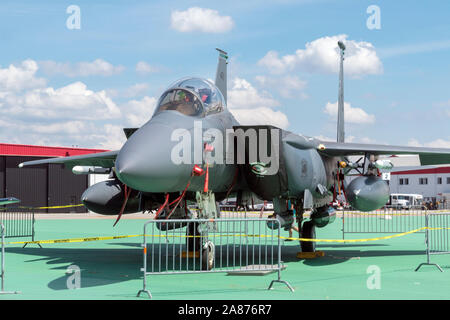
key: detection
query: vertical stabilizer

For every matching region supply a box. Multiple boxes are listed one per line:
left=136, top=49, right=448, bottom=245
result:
left=215, top=48, right=228, bottom=103
left=337, top=41, right=345, bottom=143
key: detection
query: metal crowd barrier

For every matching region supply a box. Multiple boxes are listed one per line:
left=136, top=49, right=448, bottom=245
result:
left=0, top=208, right=40, bottom=248
left=437, top=202, right=450, bottom=210
left=218, top=207, right=248, bottom=219
left=416, top=213, right=450, bottom=272
left=342, top=206, right=427, bottom=239
left=137, top=218, right=293, bottom=298
left=1, top=223, right=19, bottom=295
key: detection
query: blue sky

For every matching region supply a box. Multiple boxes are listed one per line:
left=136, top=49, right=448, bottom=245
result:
left=0, top=0, right=449, bottom=149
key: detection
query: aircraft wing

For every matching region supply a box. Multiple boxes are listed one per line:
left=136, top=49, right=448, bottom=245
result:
left=18, top=150, right=119, bottom=170
left=0, top=197, right=20, bottom=206
left=317, top=141, right=450, bottom=165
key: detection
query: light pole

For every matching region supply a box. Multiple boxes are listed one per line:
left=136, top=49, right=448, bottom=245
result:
left=337, top=41, right=346, bottom=143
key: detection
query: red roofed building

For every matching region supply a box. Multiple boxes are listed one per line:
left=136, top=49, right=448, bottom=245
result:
left=0, top=143, right=110, bottom=213
left=389, top=165, right=450, bottom=203
left=0, top=143, right=108, bottom=158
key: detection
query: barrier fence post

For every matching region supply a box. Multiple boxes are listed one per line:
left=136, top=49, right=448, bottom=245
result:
left=0, top=222, right=19, bottom=295
left=415, top=213, right=445, bottom=272
left=137, top=221, right=152, bottom=298
left=268, top=220, right=294, bottom=292
left=23, top=211, right=42, bottom=249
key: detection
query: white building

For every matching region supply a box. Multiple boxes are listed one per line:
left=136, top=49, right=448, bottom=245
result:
left=388, top=165, right=450, bottom=202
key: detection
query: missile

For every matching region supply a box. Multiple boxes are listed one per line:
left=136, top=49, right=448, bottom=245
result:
left=371, top=159, right=394, bottom=170
left=72, top=166, right=111, bottom=175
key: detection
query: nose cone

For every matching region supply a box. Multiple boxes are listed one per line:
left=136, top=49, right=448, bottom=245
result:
left=115, top=121, right=192, bottom=192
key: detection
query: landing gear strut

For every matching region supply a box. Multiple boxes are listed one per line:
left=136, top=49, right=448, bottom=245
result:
left=186, top=223, right=216, bottom=270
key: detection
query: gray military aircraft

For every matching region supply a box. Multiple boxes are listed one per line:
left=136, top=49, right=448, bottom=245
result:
left=19, top=48, right=450, bottom=267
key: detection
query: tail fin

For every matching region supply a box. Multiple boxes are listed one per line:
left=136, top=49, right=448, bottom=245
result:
left=215, top=48, right=228, bottom=103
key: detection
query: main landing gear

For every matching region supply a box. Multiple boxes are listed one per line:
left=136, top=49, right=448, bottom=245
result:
left=185, top=222, right=216, bottom=270
left=185, top=191, right=218, bottom=270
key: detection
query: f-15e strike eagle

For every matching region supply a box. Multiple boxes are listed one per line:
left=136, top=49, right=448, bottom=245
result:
left=20, top=47, right=450, bottom=265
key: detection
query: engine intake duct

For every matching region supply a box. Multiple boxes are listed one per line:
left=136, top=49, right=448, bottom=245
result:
left=81, top=179, right=141, bottom=215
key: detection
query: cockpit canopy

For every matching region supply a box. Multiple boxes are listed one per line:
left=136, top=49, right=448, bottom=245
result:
left=154, top=77, right=226, bottom=117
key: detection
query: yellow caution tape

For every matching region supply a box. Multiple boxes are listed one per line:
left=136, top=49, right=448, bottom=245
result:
left=8, top=226, right=450, bottom=246
left=34, top=204, right=85, bottom=210
left=280, top=227, right=427, bottom=242
left=7, top=234, right=142, bottom=245
left=0, top=204, right=84, bottom=211
left=342, top=211, right=425, bottom=216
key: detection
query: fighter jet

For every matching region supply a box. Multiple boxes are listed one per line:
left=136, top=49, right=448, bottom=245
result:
left=19, top=48, right=450, bottom=267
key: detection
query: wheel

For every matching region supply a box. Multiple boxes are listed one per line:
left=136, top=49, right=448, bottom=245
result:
left=300, top=221, right=316, bottom=252
left=186, top=222, right=201, bottom=252
left=201, top=241, right=215, bottom=270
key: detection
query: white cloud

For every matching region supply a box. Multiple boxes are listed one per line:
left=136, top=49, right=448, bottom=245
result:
left=2, top=81, right=121, bottom=120
left=228, top=78, right=280, bottom=109
left=106, top=83, right=150, bottom=98
left=121, top=96, right=157, bottom=127
left=101, top=124, right=127, bottom=150
left=227, top=78, right=288, bottom=129
left=230, top=107, right=289, bottom=129
left=0, top=60, right=46, bottom=91
left=324, top=101, right=375, bottom=124
left=258, top=34, right=383, bottom=77
left=123, top=83, right=150, bottom=98
left=39, top=59, right=125, bottom=77
left=0, top=116, right=122, bottom=149
left=255, top=75, right=307, bottom=99
left=408, top=138, right=450, bottom=149
left=314, top=135, right=334, bottom=142
left=171, top=7, right=234, bottom=33
left=135, top=61, right=158, bottom=75
left=0, top=59, right=164, bottom=150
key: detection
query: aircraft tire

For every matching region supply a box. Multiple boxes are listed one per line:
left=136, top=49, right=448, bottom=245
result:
left=300, top=221, right=316, bottom=252
left=201, top=241, right=215, bottom=271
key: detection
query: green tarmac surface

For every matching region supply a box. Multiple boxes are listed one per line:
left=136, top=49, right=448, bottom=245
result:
left=1, top=217, right=450, bottom=300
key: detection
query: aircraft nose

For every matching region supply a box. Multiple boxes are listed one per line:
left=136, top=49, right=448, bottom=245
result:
left=115, top=122, right=193, bottom=192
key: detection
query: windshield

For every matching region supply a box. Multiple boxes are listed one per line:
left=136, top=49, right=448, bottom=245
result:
left=155, top=89, right=203, bottom=116
left=154, top=77, right=225, bottom=117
